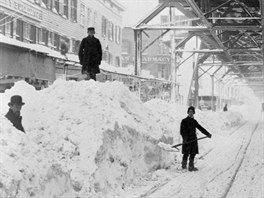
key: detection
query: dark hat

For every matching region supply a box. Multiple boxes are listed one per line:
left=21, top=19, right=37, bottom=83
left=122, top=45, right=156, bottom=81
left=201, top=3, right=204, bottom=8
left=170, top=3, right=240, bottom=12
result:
left=187, top=106, right=195, bottom=114
left=87, top=27, right=95, bottom=31
left=8, top=95, right=25, bottom=106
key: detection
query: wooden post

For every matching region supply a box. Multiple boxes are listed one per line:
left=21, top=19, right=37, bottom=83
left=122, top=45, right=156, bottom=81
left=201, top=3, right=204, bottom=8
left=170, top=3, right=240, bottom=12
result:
left=194, top=36, right=199, bottom=108
left=261, top=0, right=264, bottom=76
left=170, top=5, right=177, bottom=103
left=211, top=74, right=215, bottom=111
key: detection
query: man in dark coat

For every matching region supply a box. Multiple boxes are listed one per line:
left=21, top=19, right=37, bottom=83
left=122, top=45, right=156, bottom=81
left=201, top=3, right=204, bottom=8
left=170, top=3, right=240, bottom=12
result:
left=223, top=104, right=228, bottom=112
left=180, top=106, right=212, bottom=171
left=5, top=95, right=25, bottom=133
left=78, top=27, right=102, bottom=81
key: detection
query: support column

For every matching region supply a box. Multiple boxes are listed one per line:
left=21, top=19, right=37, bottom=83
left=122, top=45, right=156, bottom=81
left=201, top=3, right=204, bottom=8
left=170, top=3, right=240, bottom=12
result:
left=194, top=36, right=199, bottom=108
left=134, top=30, right=142, bottom=76
left=170, top=33, right=177, bottom=103
left=169, top=5, right=177, bottom=103
left=194, top=54, right=199, bottom=108
left=211, top=74, right=215, bottom=111
left=261, top=0, right=264, bottom=76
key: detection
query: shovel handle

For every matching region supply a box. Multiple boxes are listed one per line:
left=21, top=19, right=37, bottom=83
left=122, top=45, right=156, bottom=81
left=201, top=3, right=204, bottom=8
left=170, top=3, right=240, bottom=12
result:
left=171, top=136, right=208, bottom=149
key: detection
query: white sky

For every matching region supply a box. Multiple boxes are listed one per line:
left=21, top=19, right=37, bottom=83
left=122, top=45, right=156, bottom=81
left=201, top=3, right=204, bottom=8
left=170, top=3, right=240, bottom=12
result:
left=116, top=0, right=159, bottom=26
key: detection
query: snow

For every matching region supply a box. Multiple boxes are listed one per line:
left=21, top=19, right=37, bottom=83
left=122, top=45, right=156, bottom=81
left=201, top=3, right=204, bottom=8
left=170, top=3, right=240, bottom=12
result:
left=0, top=80, right=263, bottom=198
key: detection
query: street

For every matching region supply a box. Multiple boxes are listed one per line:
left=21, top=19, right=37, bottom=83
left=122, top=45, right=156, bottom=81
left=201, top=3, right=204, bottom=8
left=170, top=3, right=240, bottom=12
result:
left=137, top=113, right=264, bottom=198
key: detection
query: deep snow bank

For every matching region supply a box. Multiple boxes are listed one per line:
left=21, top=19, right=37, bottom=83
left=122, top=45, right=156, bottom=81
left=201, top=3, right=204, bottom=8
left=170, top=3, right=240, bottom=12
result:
left=0, top=80, right=176, bottom=197
left=0, top=80, right=244, bottom=197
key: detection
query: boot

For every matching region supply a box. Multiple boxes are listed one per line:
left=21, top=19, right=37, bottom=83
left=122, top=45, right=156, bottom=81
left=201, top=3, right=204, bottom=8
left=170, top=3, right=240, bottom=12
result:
left=188, top=159, right=198, bottom=171
left=181, top=160, right=187, bottom=169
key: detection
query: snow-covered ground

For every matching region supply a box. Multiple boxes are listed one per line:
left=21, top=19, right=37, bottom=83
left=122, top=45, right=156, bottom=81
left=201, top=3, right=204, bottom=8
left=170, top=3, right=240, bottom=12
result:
left=0, top=80, right=263, bottom=198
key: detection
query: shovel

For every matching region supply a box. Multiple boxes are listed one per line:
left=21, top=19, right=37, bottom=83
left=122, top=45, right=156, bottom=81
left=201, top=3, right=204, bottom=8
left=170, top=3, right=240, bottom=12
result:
left=171, top=136, right=208, bottom=151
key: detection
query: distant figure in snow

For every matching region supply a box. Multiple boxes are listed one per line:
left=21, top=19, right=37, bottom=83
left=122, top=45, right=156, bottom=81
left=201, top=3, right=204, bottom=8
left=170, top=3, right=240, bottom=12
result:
left=180, top=106, right=212, bottom=171
left=223, top=104, right=228, bottom=112
left=5, top=95, right=25, bottom=133
left=78, top=27, right=102, bottom=81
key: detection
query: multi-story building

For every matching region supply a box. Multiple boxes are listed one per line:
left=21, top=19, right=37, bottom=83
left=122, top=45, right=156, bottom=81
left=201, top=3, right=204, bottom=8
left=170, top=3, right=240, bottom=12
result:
left=0, top=0, right=124, bottom=90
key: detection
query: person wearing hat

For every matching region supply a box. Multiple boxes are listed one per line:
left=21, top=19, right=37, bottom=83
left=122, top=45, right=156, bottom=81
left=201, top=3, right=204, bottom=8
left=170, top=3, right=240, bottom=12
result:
left=180, top=106, right=212, bottom=171
left=5, top=95, right=25, bottom=132
left=78, top=27, right=102, bottom=81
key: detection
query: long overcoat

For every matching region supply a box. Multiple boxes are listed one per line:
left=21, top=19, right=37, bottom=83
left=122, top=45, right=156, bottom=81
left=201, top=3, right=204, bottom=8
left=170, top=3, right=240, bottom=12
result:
left=78, top=36, right=102, bottom=74
left=5, top=109, right=25, bottom=132
left=180, top=116, right=210, bottom=154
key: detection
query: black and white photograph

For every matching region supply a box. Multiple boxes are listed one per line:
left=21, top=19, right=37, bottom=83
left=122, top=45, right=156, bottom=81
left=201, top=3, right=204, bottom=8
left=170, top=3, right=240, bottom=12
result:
left=0, top=0, right=263, bottom=197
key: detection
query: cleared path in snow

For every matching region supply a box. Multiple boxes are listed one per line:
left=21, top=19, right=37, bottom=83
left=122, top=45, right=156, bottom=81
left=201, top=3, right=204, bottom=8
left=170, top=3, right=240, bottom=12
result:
left=139, top=113, right=264, bottom=198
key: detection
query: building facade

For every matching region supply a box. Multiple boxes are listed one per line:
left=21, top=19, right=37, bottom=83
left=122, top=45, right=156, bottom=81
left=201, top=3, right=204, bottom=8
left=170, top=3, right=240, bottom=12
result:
left=0, top=0, right=124, bottom=90
left=122, top=27, right=171, bottom=80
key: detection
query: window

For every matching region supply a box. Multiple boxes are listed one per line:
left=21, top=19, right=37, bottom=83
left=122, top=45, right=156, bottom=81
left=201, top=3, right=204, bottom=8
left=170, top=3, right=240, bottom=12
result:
left=101, top=16, right=107, bottom=37
left=87, top=7, right=92, bottom=27
left=71, top=39, right=80, bottom=54
left=109, top=52, right=113, bottom=65
left=55, top=0, right=60, bottom=13
left=49, top=31, right=55, bottom=47
left=0, top=13, right=6, bottom=35
left=115, top=56, right=120, bottom=67
left=116, top=26, right=120, bottom=44
left=63, top=0, right=69, bottom=18
left=49, top=0, right=53, bottom=10
left=42, top=28, right=49, bottom=45
left=70, top=0, right=77, bottom=22
left=0, top=14, right=14, bottom=38
left=80, top=4, right=85, bottom=26
left=16, top=19, right=23, bottom=41
left=30, top=25, right=36, bottom=43
left=54, top=33, right=60, bottom=50
left=36, top=27, right=41, bottom=43
left=108, top=21, right=113, bottom=41
left=23, top=22, right=30, bottom=42
left=93, top=11, right=97, bottom=29
left=61, top=36, right=70, bottom=52
left=6, top=17, right=13, bottom=38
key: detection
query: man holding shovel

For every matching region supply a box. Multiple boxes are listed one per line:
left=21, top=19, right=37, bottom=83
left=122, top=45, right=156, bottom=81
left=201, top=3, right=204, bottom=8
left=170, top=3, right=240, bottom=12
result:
left=179, top=106, right=212, bottom=171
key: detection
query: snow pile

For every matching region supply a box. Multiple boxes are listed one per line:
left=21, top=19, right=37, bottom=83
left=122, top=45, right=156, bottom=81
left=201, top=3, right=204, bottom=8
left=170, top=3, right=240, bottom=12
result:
left=0, top=80, right=244, bottom=197
left=205, top=111, right=243, bottom=130
left=0, top=80, right=176, bottom=197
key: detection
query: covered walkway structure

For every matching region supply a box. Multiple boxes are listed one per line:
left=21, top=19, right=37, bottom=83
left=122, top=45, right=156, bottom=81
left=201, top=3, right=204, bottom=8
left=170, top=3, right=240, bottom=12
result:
left=134, top=0, right=263, bottom=106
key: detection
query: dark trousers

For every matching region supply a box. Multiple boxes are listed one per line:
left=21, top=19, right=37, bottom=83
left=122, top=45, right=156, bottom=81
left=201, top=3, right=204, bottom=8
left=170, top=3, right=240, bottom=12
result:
left=88, top=72, right=96, bottom=81
left=182, top=153, right=196, bottom=162
left=182, top=153, right=196, bottom=168
left=81, top=66, right=96, bottom=81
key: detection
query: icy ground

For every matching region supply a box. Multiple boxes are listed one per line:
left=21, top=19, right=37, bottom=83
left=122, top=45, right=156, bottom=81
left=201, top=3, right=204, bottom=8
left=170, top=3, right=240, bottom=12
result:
left=0, top=80, right=262, bottom=198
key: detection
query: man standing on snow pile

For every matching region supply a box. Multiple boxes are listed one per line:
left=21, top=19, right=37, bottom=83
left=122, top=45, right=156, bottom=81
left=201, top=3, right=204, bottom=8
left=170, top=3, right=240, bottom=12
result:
left=5, top=95, right=25, bottom=133
left=180, top=106, right=212, bottom=171
left=78, top=27, right=102, bottom=81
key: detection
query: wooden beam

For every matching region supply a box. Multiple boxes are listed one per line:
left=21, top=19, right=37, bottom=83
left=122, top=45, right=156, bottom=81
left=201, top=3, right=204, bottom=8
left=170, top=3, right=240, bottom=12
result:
left=136, top=3, right=168, bottom=27
left=175, top=49, right=223, bottom=53
left=134, top=26, right=208, bottom=31
left=262, top=0, right=264, bottom=75
left=228, top=48, right=262, bottom=53
left=141, top=30, right=170, bottom=53
left=212, top=26, right=262, bottom=31
left=204, top=0, right=233, bottom=17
